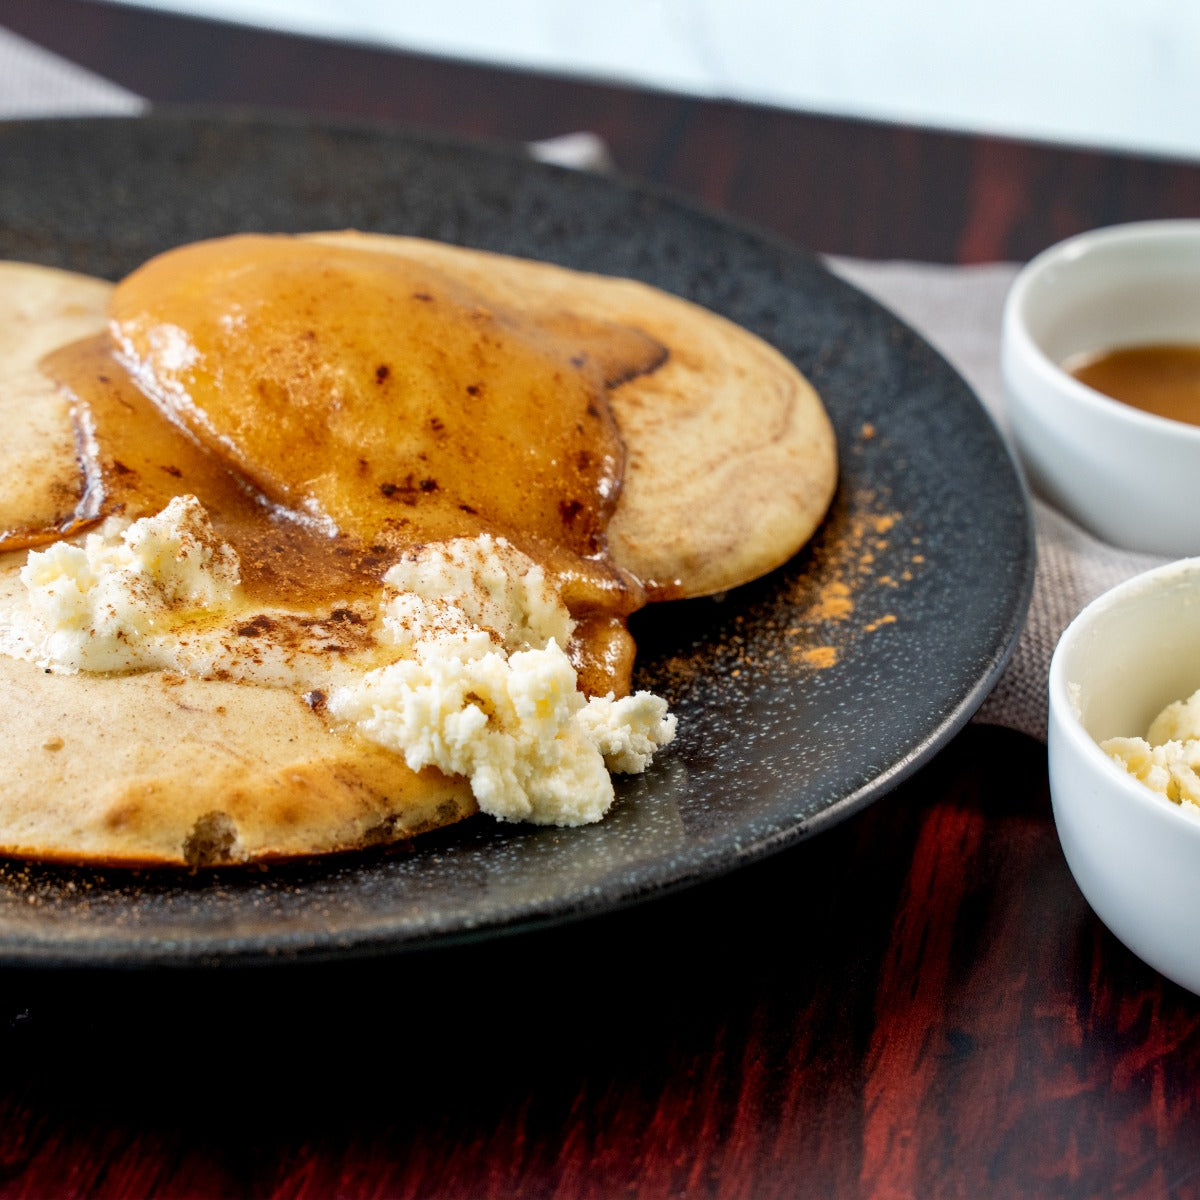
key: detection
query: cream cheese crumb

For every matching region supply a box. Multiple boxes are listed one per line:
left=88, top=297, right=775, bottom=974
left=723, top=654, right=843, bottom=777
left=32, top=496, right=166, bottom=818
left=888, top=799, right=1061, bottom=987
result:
left=381, top=532, right=572, bottom=654
left=329, top=535, right=675, bottom=826
left=574, top=691, right=676, bottom=774
left=2, top=508, right=676, bottom=827
left=9, top=494, right=240, bottom=672
left=1, top=497, right=376, bottom=685
left=1101, top=687, right=1200, bottom=815
left=328, top=637, right=675, bottom=826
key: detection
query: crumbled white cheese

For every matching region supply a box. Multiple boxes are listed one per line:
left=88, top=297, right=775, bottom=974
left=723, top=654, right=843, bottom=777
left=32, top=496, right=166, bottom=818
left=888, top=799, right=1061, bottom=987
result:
left=1, top=511, right=676, bottom=827
left=328, top=634, right=674, bottom=826
left=381, top=532, right=572, bottom=655
left=10, top=494, right=240, bottom=672
left=1102, top=687, right=1200, bottom=814
left=574, top=691, right=676, bottom=774
left=0, top=496, right=377, bottom=685
left=329, top=535, right=675, bottom=825
left=1146, top=690, right=1200, bottom=746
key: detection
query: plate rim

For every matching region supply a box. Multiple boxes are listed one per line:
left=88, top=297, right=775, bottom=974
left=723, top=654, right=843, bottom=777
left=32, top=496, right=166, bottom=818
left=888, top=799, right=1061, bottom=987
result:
left=0, top=111, right=1036, bottom=968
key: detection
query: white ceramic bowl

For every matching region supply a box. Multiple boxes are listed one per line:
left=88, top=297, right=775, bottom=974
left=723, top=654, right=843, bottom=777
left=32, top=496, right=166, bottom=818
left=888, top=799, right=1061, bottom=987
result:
left=1002, top=219, right=1200, bottom=556
left=1048, top=557, right=1200, bottom=993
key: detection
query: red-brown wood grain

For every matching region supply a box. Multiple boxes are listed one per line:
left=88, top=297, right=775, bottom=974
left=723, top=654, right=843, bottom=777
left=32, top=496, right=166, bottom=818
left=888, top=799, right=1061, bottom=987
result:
left=2, top=4, right=1200, bottom=1196
left=2, top=731, right=1198, bottom=1199
left=3, top=0, right=1200, bottom=266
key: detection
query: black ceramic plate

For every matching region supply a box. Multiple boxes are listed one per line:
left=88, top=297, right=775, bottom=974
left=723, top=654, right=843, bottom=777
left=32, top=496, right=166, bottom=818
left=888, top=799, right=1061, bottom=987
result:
left=0, top=113, right=1033, bottom=967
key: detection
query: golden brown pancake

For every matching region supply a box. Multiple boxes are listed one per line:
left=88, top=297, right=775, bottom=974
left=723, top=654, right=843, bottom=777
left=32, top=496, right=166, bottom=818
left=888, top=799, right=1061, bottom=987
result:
left=306, top=232, right=837, bottom=599
left=0, top=262, right=112, bottom=551
left=0, top=648, right=476, bottom=867
left=0, top=235, right=836, bottom=866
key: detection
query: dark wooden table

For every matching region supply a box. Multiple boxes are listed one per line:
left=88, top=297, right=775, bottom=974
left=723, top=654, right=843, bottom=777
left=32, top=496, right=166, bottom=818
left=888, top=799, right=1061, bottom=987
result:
left=3, top=3, right=1200, bottom=1197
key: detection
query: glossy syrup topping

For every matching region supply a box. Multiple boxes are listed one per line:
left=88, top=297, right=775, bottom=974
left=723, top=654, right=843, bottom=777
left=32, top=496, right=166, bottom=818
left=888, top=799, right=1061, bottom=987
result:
left=40, top=234, right=670, bottom=694
left=1065, top=342, right=1200, bottom=427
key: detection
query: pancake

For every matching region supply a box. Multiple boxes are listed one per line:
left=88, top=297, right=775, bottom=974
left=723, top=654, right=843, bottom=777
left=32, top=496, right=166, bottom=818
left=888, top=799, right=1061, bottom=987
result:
left=0, top=648, right=476, bottom=867
left=0, top=259, right=479, bottom=866
left=0, top=262, right=113, bottom=551
left=0, top=235, right=836, bottom=866
left=306, top=232, right=836, bottom=599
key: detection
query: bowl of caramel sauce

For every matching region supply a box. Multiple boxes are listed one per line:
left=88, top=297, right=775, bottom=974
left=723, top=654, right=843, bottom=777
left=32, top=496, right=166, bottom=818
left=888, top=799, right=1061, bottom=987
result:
left=1002, top=220, right=1200, bottom=556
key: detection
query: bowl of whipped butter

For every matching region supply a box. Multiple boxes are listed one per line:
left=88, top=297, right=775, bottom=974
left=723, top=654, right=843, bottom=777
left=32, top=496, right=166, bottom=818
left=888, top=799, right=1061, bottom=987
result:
left=1003, top=220, right=1200, bottom=556
left=1049, top=558, right=1200, bottom=994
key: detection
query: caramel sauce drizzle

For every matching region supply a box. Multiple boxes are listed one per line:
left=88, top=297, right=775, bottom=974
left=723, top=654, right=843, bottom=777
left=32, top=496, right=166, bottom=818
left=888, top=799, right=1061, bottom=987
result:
left=28, top=235, right=669, bottom=696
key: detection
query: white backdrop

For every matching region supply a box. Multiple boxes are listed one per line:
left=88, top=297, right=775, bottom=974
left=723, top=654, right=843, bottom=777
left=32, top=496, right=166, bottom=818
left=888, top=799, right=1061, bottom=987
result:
left=103, top=0, right=1200, bottom=162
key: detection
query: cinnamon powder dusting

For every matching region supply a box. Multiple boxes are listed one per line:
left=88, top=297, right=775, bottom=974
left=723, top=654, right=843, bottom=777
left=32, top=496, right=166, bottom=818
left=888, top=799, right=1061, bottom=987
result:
left=799, top=646, right=838, bottom=670
left=779, top=494, right=908, bottom=672
left=644, top=463, right=924, bottom=699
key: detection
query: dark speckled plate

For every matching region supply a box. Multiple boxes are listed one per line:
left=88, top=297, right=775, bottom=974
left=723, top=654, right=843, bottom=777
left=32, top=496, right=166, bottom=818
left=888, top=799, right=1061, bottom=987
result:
left=0, top=113, right=1033, bottom=967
